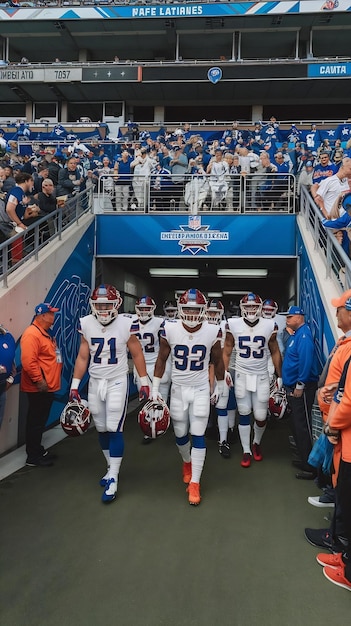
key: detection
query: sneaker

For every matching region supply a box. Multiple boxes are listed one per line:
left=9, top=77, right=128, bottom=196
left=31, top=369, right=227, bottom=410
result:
left=101, top=478, right=117, bottom=504
left=308, top=495, right=335, bottom=508
left=241, top=452, right=252, bottom=468
left=186, top=482, right=201, bottom=506
left=316, top=553, right=344, bottom=568
left=323, top=565, right=351, bottom=591
left=252, top=443, right=263, bottom=461
left=218, top=440, right=231, bottom=459
left=182, top=461, right=192, bottom=484
left=26, top=456, right=54, bottom=467
left=304, top=528, right=343, bottom=553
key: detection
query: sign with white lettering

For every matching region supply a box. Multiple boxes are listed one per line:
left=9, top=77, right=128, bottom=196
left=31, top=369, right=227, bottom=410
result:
left=308, top=63, right=351, bottom=77
left=0, top=67, right=82, bottom=82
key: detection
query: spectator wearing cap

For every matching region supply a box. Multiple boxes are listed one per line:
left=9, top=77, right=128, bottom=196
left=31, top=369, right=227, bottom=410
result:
left=282, top=305, right=320, bottom=479
left=297, top=160, right=314, bottom=196
left=20, top=302, right=62, bottom=467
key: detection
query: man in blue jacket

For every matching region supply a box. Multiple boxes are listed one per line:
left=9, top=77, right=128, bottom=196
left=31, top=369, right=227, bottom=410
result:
left=282, top=306, right=320, bottom=479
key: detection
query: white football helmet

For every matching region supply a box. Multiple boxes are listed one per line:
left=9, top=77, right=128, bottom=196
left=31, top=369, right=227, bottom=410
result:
left=178, top=289, right=207, bottom=328
left=90, top=284, right=122, bottom=325
left=206, top=299, right=224, bottom=325
left=135, top=295, right=156, bottom=322
left=240, top=293, right=262, bottom=322
left=262, top=298, right=278, bottom=319
left=60, top=400, right=91, bottom=437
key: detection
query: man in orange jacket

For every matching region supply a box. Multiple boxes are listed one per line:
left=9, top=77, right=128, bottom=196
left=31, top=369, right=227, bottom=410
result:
left=305, top=290, right=351, bottom=555
left=21, top=302, right=62, bottom=467
left=312, top=291, right=351, bottom=591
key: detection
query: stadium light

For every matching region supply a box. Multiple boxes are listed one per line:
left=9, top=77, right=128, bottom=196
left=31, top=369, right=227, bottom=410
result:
left=149, top=268, right=199, bottom=277
left=217, top=269, right=268, bottom=278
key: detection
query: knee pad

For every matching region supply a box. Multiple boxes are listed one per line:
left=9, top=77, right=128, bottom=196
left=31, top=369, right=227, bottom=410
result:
left=192, top=434, right=206, bottom=449
left=239, top=414, right=251, bottom=426
left=217, top=408, right=228, bottom=417
left=109, top=431, right=124, bottom=457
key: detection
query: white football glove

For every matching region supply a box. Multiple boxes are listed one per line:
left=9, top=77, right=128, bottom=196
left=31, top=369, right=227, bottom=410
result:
left=210, top=382, right=219, bottom=405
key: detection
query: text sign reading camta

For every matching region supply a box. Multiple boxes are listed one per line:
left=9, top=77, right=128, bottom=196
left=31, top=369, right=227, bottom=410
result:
left=308, top=63, right=351, bottom=78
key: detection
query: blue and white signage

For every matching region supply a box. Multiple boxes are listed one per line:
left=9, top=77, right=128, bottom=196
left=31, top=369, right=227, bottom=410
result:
left=96, top=214, right=296, bottom=257
left=308, top=62, right=351, bottom=77
left=207, top=67, right=222, bottom=85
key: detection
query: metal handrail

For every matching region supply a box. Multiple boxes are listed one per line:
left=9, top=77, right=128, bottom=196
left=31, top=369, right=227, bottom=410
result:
left=299, top=185, right=351, bottom=292
left=95, top=171, right=296, bottom=214
left=0, top=186, right=93, bottom=288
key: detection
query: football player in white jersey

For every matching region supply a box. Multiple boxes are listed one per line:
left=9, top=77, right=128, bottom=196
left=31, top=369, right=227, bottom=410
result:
left=131, top=295, right=171, bottom=443
left=70, top=284, right=149, bottom=504
left=223, top=293, right=282, bottom=468
left=206, top=298, right=235, bottom=459
left=151, top=289, right=227, bottom=506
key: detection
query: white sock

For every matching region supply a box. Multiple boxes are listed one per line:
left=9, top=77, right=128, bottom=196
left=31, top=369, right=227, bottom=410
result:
left=191, top=447, right=206, bottom=483
left=238, top=424, right=251, bottom=454
left=102, top=449, right=110, bottom=468
left=228, top=410, right=235, bottom=429
left=177, top=441, right=191, bottom=463
left=218, top=413, right=229, bottom=443
left=109, top=457, right=122, bottom=484
left=253, top=422, right=266, bottom=445
left=101, top=467, right=110, bottom=481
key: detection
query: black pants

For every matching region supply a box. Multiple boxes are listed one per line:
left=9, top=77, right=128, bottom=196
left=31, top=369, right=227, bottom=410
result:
left=287, top=382, right=317, bottom=471
left=25, top=392, right=54, bottom=461
left=337, top=459, right=351, bottom=580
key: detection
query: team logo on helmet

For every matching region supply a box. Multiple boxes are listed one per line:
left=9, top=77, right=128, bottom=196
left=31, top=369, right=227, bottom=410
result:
left=138, top=399, right=170, bottom=439
left=60, top=400, right=91, bottom=437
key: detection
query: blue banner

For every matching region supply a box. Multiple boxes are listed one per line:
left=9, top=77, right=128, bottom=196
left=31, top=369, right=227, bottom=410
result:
left=96, top=214, right=296, bottom=257
left=308, top=62, right=351, bottom=77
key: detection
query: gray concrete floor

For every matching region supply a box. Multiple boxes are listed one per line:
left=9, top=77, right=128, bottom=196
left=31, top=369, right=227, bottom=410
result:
left=1, top=412, right=350, bottom=626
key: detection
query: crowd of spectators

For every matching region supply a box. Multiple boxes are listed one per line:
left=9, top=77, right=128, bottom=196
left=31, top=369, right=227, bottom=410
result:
left=2, top=117, right=351, bottom=268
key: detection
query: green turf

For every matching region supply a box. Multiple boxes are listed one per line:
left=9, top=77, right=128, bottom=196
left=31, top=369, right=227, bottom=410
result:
left=1, top=414, right=350, bottom=626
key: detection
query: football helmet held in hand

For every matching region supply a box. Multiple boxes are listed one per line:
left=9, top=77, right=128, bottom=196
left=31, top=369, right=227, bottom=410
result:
left=268, top=382, right=287, bottom=420
left=138, top=399, right=170, bottom=439
left=60, top=400, right=91, bottom=437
